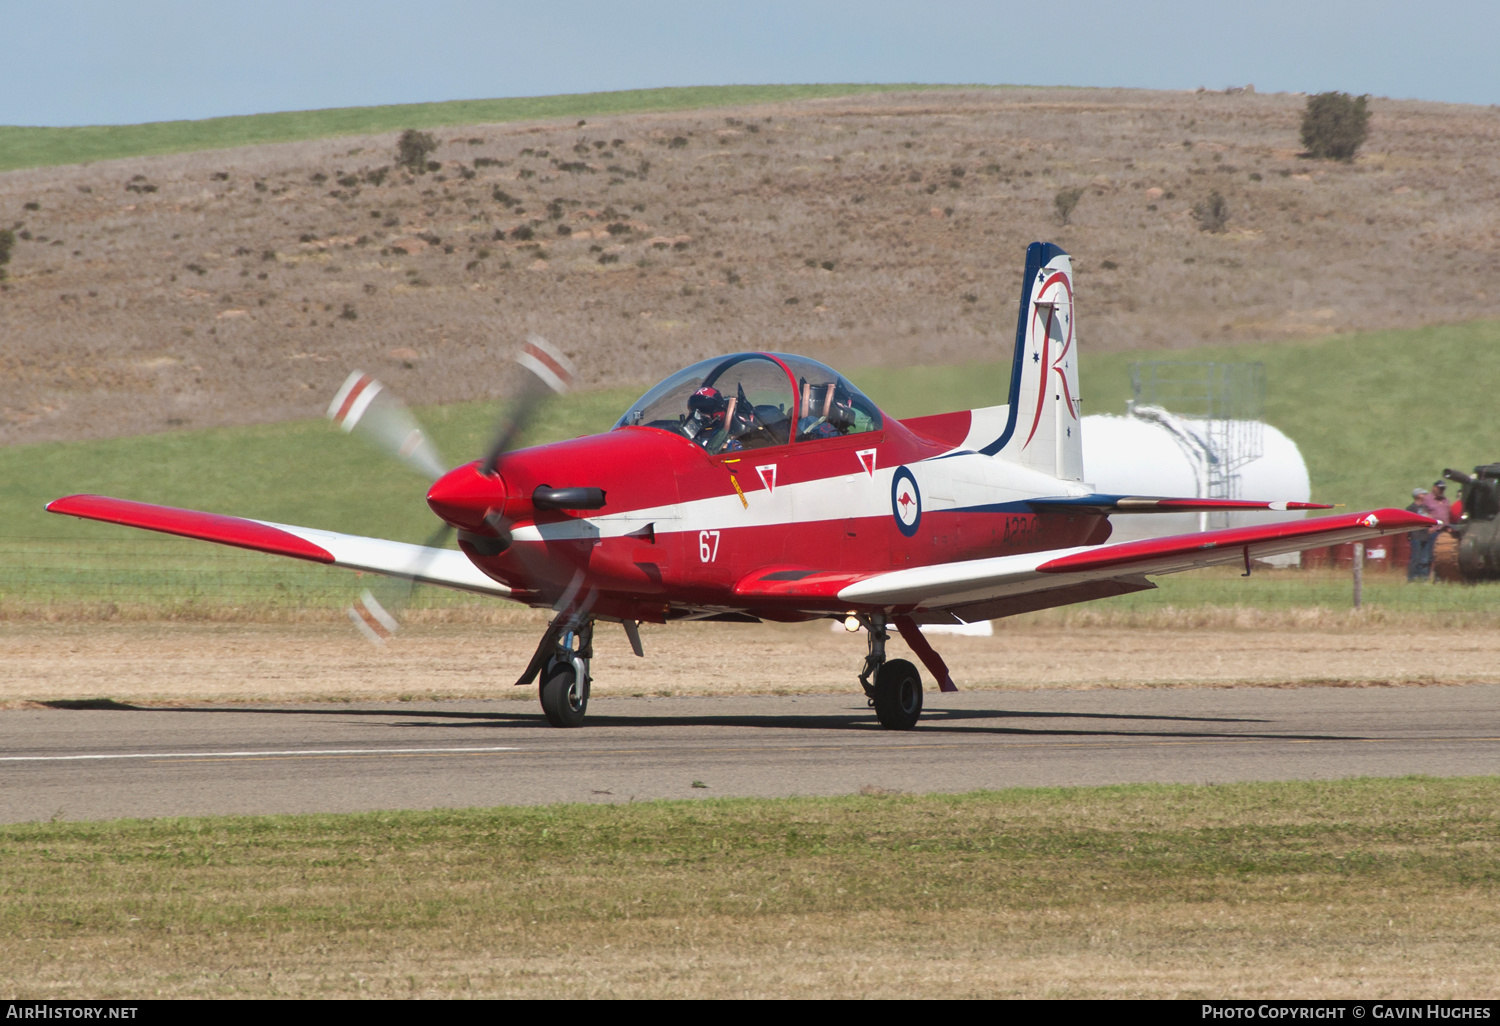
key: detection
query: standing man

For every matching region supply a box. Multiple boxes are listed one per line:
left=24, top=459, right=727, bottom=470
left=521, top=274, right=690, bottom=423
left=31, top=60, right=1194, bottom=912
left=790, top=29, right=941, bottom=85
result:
left=1408, top=482, right=1453, bottom=582
left=1407, top=487, right=1435, bottom=581
left=1423, top=480, right=1457, bottom=580
left=1423, top=480, right=1454, bottom=529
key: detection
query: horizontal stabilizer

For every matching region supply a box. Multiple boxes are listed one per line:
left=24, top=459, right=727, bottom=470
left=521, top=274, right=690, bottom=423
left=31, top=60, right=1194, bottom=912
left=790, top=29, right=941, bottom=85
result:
left=1027, top=494, right=1331, bottom=514
left=45, top=494, right=510, bottom=597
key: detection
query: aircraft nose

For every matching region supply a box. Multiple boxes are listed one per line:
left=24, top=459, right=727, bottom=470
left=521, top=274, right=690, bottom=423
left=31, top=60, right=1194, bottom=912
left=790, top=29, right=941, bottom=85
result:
left=426, top=462, right=505, bottom=533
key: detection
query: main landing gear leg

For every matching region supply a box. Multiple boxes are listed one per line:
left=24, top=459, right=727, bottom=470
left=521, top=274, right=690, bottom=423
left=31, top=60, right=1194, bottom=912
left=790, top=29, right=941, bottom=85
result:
left=538, top=619, right=593, bottom=728
left=857, top=615, right=923, bottom=731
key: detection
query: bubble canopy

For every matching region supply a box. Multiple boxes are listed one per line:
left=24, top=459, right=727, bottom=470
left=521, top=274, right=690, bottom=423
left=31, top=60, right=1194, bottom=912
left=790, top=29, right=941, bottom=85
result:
left=614, top=352, right=883, bottom=454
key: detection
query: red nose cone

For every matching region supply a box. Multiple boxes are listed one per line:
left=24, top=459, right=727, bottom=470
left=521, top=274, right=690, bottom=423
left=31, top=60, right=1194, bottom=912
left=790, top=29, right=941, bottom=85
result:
left=427, top=463, right=505, bottom=533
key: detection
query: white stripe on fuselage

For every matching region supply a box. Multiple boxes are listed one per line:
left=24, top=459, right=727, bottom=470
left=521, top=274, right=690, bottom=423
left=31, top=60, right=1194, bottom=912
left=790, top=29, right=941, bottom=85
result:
left=507, top=449, right=1089, bottom=542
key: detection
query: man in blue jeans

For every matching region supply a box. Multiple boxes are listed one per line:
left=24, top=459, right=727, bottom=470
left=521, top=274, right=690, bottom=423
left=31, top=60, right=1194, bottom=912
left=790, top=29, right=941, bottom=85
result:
left=1408, top=483, right=1453, bottom=581
left=1407, top=487, right=1435, bottom=581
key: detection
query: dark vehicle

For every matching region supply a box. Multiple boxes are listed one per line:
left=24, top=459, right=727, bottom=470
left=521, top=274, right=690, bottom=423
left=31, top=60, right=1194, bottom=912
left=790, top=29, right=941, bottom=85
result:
left=1444, top=465, right=1500, bottom=579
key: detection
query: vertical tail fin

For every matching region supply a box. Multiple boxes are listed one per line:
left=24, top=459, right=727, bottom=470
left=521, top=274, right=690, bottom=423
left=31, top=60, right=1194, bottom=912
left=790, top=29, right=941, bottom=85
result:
left=984, top=242, right=1082, bottom=481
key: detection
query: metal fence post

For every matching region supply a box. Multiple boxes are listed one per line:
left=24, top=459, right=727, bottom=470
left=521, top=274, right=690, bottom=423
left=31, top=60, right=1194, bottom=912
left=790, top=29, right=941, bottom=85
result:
left=1352, top=541, right=1364, bottom=609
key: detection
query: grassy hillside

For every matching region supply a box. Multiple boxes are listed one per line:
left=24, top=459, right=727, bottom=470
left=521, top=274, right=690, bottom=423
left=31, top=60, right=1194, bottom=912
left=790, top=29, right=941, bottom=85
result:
left=0, top=84, right=952, bottom=172
left=7, top=87, right=1497, bottom=449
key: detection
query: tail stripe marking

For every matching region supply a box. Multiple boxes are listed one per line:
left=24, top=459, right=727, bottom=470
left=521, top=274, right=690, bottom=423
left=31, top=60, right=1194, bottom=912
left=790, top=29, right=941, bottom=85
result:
left=978, top=242, right=1067, bottom=457
left=1021, top=270, right=1073, bottom=448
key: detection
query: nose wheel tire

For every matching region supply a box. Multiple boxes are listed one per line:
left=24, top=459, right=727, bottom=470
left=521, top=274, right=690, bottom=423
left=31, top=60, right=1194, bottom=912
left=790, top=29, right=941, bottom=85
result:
left=540, top=656, right=589, bottom=727
left=871, top=658, right=923, bottom=730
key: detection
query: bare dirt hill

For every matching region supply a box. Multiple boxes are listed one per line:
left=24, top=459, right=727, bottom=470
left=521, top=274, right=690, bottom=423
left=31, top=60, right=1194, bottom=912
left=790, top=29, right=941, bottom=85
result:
left=2, top=87, right=1497, bottom=445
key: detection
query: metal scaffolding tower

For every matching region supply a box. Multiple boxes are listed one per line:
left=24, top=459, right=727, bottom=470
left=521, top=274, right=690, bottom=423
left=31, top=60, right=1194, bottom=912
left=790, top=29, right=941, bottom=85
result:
left=1127, top=362, right=1266, bottom=529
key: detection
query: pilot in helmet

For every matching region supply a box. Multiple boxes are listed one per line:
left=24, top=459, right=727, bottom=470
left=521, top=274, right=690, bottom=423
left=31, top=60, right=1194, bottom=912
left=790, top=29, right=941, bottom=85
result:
left=684, top=385, right=743, bottom=451
left=684, top=386, right=726, bottom=443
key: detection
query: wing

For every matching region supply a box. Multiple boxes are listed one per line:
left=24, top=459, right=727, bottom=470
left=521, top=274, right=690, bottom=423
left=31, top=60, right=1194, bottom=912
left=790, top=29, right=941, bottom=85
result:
left=735, top=508, right=1431, bottom=623
left=45, top=494, right=509, bottom=597
left=842, top=508, right=1429, bottom=621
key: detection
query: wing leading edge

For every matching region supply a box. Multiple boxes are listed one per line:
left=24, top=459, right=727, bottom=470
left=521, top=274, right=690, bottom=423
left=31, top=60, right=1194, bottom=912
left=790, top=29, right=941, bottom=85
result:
left=45, top=494, right=510, bottom=597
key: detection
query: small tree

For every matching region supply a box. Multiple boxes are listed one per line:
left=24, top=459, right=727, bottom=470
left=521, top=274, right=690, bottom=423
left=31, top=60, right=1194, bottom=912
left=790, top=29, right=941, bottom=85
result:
left=0, top=228, right=13, bottom=279
left=1054, top=187, right=1084, bottom=226
left=1192, top=191, right=1230, bottom=233
left=1300, top=92, right=1370, bottom=161
left=396, top=129, right=439, bottom=173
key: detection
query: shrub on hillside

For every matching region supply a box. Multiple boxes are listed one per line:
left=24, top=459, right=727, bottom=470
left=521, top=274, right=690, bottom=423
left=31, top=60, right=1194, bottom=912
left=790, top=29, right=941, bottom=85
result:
left=1054, top=187, right=1084, bottom=226
left=1300, top=92, right=1370, bottom=161
left=1192, top=191, right=1230, bottom=233
left=0, top=228, right=13, bottom=279
left=396, top=130, right=438, bottom=173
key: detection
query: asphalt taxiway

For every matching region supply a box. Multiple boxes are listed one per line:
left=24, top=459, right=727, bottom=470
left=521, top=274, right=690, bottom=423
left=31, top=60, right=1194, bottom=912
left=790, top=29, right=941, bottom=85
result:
left=3, top=685, right=1497, bottom=822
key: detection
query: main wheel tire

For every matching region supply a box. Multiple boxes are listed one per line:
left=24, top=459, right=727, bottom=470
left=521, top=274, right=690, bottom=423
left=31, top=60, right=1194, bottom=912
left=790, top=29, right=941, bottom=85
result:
left=539, top=657, right=589, bottom=728
left=871, top=658, right=923, bottom=730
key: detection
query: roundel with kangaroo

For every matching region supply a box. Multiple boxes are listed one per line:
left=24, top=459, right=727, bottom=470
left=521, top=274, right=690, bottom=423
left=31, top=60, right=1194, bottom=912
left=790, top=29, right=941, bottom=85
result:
left=890, top=466, right=922, bottom=537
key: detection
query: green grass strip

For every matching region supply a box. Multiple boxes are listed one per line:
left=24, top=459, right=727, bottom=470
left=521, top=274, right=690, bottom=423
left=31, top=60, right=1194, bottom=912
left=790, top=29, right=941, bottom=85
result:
left=0, top=778, right=1495, bottom=998
left=0, top=84, right=969, bottom=173
left=5, top=777, right=1495, bottom=921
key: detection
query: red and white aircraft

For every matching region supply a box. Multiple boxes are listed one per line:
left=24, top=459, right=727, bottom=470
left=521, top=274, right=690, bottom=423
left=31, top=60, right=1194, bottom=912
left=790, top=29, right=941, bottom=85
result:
left=48, top=242, right=1431, bottom=729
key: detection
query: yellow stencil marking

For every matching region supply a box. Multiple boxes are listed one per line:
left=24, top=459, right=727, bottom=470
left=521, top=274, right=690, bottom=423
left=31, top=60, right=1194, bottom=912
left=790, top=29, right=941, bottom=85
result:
left=723, top=459, right=749, bottom=508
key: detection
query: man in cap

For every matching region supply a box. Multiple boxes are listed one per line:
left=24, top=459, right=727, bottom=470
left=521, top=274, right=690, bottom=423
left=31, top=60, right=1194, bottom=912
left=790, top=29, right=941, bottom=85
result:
left=1423, top=480, right=1454, bottom=527
left=1408, top=482, right=1453, bottom=581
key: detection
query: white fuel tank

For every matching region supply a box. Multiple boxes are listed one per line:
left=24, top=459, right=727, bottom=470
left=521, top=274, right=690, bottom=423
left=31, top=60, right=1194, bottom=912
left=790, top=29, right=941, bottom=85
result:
left=1080, top=414, right=1312, bottom=547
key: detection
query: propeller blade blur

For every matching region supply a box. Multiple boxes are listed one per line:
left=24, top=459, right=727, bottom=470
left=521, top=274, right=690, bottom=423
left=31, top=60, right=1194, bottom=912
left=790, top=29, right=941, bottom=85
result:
left=516, top=332, right=577, bottom=395
left=328, top=371, right=447, bottom=482
left=343, top=522, right=455, bottom=645
left=480, top=334, right=576, bottom=475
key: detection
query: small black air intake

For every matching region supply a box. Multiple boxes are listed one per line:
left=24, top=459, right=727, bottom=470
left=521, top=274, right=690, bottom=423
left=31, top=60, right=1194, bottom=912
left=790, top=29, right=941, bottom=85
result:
left=532, top=486, right=607, bottom=511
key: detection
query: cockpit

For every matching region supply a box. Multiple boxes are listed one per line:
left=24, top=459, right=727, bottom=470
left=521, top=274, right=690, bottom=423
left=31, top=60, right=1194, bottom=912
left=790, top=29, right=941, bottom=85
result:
left=614, top=353, right=883, bottom=455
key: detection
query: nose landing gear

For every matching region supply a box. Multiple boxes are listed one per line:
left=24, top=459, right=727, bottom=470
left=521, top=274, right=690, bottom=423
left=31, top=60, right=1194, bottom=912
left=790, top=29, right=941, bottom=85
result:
left=856, top=616, right=924, bottom=730
left=515, top=618, right=595, bottom=728
left=539, top=621, right=592, bottom=728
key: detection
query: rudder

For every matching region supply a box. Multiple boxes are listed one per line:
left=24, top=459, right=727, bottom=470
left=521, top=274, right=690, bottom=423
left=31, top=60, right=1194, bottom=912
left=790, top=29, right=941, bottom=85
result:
left=982, top=242, right=1082, bottom=481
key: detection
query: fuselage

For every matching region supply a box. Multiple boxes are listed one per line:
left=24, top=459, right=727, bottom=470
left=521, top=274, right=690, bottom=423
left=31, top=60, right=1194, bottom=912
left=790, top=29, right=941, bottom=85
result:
left=426, top=390, right=1109, bottom=623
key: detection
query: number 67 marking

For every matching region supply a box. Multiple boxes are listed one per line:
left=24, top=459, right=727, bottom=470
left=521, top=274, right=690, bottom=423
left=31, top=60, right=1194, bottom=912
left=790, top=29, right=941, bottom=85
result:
left=698, top=530, right=721, bottom=562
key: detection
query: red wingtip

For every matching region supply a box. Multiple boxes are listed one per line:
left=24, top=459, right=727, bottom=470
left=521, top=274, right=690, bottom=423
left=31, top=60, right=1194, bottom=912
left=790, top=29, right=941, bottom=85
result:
left=46, top=494, right=334, bottom=563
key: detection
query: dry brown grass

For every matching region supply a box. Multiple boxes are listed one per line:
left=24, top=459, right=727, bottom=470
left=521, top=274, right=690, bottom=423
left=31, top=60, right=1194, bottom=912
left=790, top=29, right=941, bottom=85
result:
left=2, top=88, right=1498, bottom=445
left=3, top=617, right=1498, bottom=708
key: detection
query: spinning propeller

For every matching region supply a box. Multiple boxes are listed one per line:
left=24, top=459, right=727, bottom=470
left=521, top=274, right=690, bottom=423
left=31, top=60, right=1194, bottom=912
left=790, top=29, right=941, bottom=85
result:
left=326, top=333, right=578, bottom=643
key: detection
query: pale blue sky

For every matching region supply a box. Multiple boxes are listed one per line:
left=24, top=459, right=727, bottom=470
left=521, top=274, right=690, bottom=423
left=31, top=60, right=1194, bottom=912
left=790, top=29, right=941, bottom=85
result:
left=4, top=0, right=1495, bottom=126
